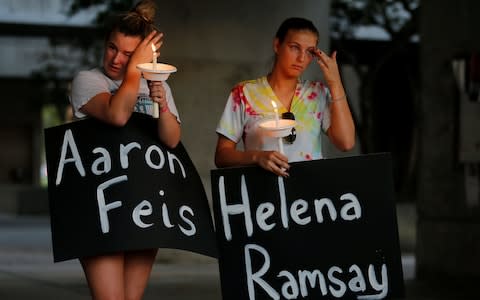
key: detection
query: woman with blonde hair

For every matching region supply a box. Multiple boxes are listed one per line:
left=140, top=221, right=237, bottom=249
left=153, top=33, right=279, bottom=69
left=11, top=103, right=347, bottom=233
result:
left=215, top=17, right=355, bottom=177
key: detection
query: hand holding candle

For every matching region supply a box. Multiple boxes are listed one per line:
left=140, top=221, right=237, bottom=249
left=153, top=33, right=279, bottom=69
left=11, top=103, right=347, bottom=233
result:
left=136, top=41, right=177, bottom=120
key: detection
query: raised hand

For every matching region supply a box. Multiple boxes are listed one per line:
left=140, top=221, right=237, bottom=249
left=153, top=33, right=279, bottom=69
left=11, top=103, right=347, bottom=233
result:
left=130, top=31, right=164, bottom=67
left=148, top=81, right=168, bottom=112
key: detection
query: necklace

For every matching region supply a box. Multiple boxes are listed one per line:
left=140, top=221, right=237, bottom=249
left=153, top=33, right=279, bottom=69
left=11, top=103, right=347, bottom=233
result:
left=266, top=74, right=297, bottom=111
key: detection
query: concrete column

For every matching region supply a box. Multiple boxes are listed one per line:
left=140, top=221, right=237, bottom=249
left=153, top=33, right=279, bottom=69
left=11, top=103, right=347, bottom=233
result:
left=418, top=0, right=480, bottom=277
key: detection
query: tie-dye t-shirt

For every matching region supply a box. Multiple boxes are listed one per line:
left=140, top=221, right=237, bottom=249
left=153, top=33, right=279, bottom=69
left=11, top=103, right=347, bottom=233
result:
left=216, top=76, right=331, bottom=162
left=70, top=68, right=180, bottom=122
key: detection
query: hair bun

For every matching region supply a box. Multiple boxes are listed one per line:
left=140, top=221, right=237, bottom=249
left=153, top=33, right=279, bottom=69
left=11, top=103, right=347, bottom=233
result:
left=132, top=0, right=156, bottom=24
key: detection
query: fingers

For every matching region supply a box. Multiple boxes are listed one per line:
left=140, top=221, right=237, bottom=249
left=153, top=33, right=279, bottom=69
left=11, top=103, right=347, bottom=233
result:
left=316, top=50, right=337, bottom=68
left=141, top=31, right=164, bottom=58
left=316, top=50, right=341, bottom=86
left=151, top=32, right=164, bottom=55
left=258, top=151, right=290, bottom=177
left=148, top=80, right=164, bottom=89
left=270, top=163, right=290, bottom=177
left=331, top=50, right=337, bottom=60
left=272, top=164, right=289, bottom=177
left=310, top=48, right=322, bottom=60
left=151, top=95, right=168, bottom=112
left=145, top=31, right=164, bottom=45
left=148, top=81, right=167, bottom=106
left=315, top=50, right=328, bottom=72
left=130, top=31, right=165, bottom=66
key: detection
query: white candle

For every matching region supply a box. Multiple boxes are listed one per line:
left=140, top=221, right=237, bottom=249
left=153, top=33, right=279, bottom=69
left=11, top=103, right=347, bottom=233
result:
left=271, top=100, right=279, bottom=127
left=151, top=43, right=159, bottom=118
left=278, top=137, right=284, bottom=154
left=152, top=103, right=159, bottom=118
left=271, top=101, right=284, bottom=154
left=151, top=43, right=157, bottom=71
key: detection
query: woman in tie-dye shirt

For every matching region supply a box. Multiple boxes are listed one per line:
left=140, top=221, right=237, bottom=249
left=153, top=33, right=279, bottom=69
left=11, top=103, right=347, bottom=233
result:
left=215, top=17, right=355, bottom=177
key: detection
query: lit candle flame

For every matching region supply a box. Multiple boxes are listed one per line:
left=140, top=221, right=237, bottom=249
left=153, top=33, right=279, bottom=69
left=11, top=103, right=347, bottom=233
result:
left=271, top=100, right=280, bottom=128
left=151, top=43, right=157, bottom=70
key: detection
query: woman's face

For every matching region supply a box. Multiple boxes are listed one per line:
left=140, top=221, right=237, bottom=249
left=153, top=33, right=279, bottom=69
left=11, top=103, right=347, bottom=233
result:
left=103, top=30, right=142, bottom=80
left=273, top=29, right=318, bottom=78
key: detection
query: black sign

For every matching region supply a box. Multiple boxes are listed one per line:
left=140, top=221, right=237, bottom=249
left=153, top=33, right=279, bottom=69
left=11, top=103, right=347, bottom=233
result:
left=211, top=154, right=404, bottom=300
left=45, top=113, right=217, bottom=262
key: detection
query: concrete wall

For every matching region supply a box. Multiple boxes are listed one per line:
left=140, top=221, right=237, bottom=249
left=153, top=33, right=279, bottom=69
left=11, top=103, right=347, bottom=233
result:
left=0, top=0, right=331, bottom=209
left=0, top=79, right=44, bottom=185
left=417, top=0, right=480, bottom=277
left=153, top=0, right=331, bottom=197
left=0, top=184, right=48, bottom=215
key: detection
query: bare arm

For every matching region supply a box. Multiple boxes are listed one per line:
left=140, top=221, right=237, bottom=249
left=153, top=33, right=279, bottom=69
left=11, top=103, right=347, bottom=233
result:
left=313, top=50, right=356, bottom=151
left=80, top=31, right=163, bottom=126
left=215, top=135, right=289, bottom=177
left=156, top=109, right=181, bottom=148
left=149, top=81, right=181, bottom=148
left=327, top=91, right=356, bottom=151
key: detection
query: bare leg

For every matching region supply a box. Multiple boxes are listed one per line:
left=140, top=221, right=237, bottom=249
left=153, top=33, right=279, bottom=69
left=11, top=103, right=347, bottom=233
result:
left=80, top=252, right=125, bottom=300
left=124, top=249, right=158, bottom=300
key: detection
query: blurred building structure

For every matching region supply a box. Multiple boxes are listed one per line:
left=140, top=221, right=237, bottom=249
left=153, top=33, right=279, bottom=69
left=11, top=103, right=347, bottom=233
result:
left=0, top=0, right=331, bottom=214
left=417, top=0, right=480, bottom=279
left=0, top=0, right=479, bottom=289
left=0, top=0, right=99, bottom=214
